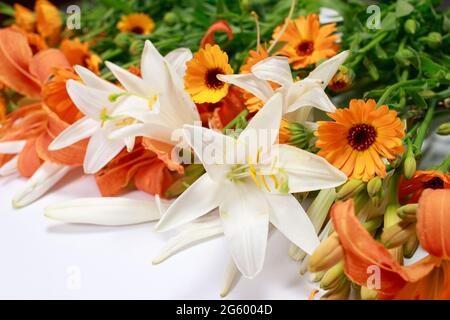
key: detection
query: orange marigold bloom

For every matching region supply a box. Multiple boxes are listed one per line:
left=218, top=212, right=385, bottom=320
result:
left=316, top=99, right=405, bottom=182
left=14, top=4, right=36, bottom=33
left=42, top=68, right=83, bottom=124
left=35, top=0, right=62, bottom=46
left=184, top=44, right=233, bottom=104
left=272, top=13, right=340, bottom=70
left=399, top=170, right=450, bottom=204
left=117, top=13, right=155, bottom=35
left=60, top=38, right=102, bottom=74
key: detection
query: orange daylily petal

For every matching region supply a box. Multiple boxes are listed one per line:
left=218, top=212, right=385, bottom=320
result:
left=134, top=160, right=177, bottom=197
left=0, top=103, right=47, bottom=142
left=417, top=189, right=450, bottom=260
left=200, top=20, right=233, bottom=48
left=35, top=113, right=87, bottom=166
left=29, top=48, right=70, bottom=84
left=142, top=137, right=184, bottom=174
left=0, top=28, right=41, bottom=98
left=17, top=138, right=42, bottom=177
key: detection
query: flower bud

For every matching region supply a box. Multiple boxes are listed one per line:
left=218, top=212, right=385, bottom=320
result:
left=328, top=66, right=354, bottom=93
left=309, top=232, right=343, bottom=272
left=336, top=179, right=365, bottom=200
left=129, top=40, right=145, bottom=56
left=404, top=19, right=417, bottom=34
left=360, top=286, right=378, bottom=300
left=437, top=123, right=450, bottom=136
left=403, top=234, right=419, bottom=259
left=381, top=221, right=416, bottom=248
left=397, top=203, right=418, bottom=222
left=163, top=12, right=178, bottom=26
left=403, top=155, right=417, bottom=179
left=114, top=32, right=131, bottom=49
left=394, top=48, right=414, bottom=67
left=367, top=176, right=382, bottom=197
left=426, top=32, right=442, bottom=49
left=320, top=260, right=345, bottom=291
left=321, top=280, right=351, bottom=300
left=288, top=123, right=314, bottom=149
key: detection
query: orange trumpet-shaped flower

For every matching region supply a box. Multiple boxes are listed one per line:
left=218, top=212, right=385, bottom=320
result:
left=331, top=189, right=450, bottom=300
left=399, top=170, right=450, bottom=204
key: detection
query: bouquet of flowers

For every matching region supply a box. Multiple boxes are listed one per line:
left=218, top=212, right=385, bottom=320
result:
left=0, top=0, right=449, bottom=299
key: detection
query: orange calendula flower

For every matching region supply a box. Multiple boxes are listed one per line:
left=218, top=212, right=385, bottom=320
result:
left=35, top=0, right=62, bottom=46
left=316, top=99, right=405, bottom=182
left=117, top=13, right=155, bottom=35
left=399, top=170, right=450, bottom=204
left=272, top=13, right=340, bottom=70
left=14, top=4, right=36, bottom=33
left=60, top=38, right=102, bottom=74
left=184, top=44, right=233, bottom=103
left=42, top=68, right=83, bottom=124
left=332, top=189, right=450, bottom=300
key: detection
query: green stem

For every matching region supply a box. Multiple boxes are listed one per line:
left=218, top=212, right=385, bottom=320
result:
left=413, top=102, right=435, bottom=153
left=377, top=79, right=429, bottom=107
left=437, top=155, right=450, bottom=172
left=222, top=109, right=249, bottom=132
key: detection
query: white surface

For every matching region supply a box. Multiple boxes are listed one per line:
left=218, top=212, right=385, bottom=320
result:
left=0, top=169, right=317, bottom=299
left=0, top=132, right=448, bottom=299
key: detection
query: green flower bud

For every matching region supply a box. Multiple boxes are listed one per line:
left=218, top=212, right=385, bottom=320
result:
left=404, top=19, right=417, bottom=34
left=288, top=123, right=313, bottom=149
left=164, top=12, right=177, bottom=26
left=336, top=179, right=365, bottom=200
left=129, top=40, right=144, bottom=56
left=367, top=176, right=382, bottom=197
left=360, top=286, right=378, bottom=300
left=436, top=123, right=450, bottom=136
left=403, top=155, right=417, bottom=179
left=114, top=32, right=132, bottom=49
left=397, top=203, right=418, bottom=222
left=425, top=32, right=442, bottom=49
left=394, top=48, right=414, bottom=67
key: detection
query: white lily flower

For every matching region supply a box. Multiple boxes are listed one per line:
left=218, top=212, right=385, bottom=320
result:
left=45, top=197, right=163, bottom=226
left=48, top=65, right=133, bottom=174
left=12, top=162, right=73, bottom=208
left=104, top=41, right=200, bottom=146
left=0, top=155, right=18, bottom=177
left=0, top=140, right=26, bottom=177
left=155, top=93, right=347, bottom=278
left=218, top=50, right=350, bottom=123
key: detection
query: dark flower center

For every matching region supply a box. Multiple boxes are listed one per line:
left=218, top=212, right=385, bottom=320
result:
left=296, top=41, right=314, bottom=56
left=423, top=177, right=444, bottom=189
left=205, top=68, right=225, bottom=89
left=329, top=80, right=348, bottom=92
left=131, top=26, right=144, bottom=34
left=347, top=124, right=377, bottom=151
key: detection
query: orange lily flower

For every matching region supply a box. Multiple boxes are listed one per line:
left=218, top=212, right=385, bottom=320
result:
left=399, top=170, right=450, bottom=204
left=331, top=189, right=450, bottom=299
left=95, top=139, right=178, bottom=197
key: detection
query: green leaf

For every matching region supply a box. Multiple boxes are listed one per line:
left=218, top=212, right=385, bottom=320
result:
left=407, top=89, right=427, bottom=108
left=381, top=12, right=397, bottom=31
left=363, top=57, right=379, bottom=81
left=395, top=0, right=414, bottom=18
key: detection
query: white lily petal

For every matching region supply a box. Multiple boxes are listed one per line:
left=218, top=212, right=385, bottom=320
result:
left=153, top=217, right=223, bottom=264
left=183, top=125, right=235, bottom=181
left=307, top=50, right=350, bottom=87
left=219, top=182, right=269, bottom=278
left=141, top=40, right=169, bottom=93
left=105, top=61, right=154, bottom=96
left=45, top=197, right=160, bottom=225
left=66, top=80, right=117, bottom=119
left=217, top=74, right=274, bottom=103
left=74, top=65, right=122, bottom=93
left=0, top=155, right=18, bottom=176
left=155, top=174, right=222, bottom=232
left=273, top=144, right=347, bottom=193
left=84, top=129, right=125, bottom=174
left=0, top=140, right=26, bottom=154
left=165, top=48, right=193, bottom=79
left=220, top=257, right=241, bottom=298
left=286, top=83, right=336, bottom=114
left=12, top=162, right=73, bottom=208
left=124, top=136, right=135, bottom=152
left=112, top=95, right=161, bottom=124
left=251, top=56, right=293, bottom=87
left=265, top=193, right=320, bottom=255
left=238, top=93, right=283, bottom=157
left=108, top=123, right=174, bottom=145
left=49, top=116, right=98, bottom=151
